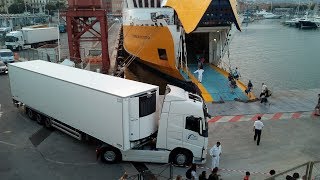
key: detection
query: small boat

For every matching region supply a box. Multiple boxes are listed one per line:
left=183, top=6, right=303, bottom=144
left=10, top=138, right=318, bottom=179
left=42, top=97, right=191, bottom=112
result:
left=299, top=18, right=318, bottom=29
left=284, top=17, right=303, bottom=26
left=255, top=9, right=281, bottom=19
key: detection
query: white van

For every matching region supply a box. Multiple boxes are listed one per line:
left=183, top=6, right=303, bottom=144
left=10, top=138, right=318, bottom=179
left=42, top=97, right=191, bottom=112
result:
left=0, top=49, right=14, bottom=64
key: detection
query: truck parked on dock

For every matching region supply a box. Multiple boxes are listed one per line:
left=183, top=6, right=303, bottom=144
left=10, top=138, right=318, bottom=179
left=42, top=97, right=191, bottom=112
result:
left=5, top=27, right=58, bottom=50
left=8, top=60, right=209, bottom=165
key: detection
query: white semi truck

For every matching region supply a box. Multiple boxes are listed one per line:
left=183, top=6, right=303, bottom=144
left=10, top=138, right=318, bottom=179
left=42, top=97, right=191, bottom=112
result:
left=8, top=60, right=210, bottom=165
left=5, top=27, right=58, bottom=50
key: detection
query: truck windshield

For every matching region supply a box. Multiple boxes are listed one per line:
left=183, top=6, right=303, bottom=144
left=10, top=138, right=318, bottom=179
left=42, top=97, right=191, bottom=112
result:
left=5, top=36, right=16, bottom=42
left=0, top=52, right=13, bottom=57
left=188, top=93, right=202, bottom=102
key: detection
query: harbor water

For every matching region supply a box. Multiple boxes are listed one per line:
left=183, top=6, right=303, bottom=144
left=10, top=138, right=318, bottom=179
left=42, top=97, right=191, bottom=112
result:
left=127, top=19, right=320, bottom=93
left=228, top=19, right=320, bottom=91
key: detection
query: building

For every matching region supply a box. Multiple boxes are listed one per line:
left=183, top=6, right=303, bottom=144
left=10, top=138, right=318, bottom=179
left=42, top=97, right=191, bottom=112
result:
left=111, top=0, right=122, bottom=14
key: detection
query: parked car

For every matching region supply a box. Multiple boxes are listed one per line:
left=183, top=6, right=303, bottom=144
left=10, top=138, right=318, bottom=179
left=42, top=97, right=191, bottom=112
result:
left=0, top=49, right=14, bottom=64
left=0, top=61, right=8, bottom=74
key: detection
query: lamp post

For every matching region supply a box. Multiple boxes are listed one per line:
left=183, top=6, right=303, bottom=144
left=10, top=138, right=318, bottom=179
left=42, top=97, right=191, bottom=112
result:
left=24, top=0, right=28, bottom=13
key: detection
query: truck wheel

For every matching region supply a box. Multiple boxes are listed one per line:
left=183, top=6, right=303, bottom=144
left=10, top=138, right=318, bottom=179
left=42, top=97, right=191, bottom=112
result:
left=171, top=150, right=192, bottom=166
left=101, top=147, right=121, bottom=164
left=35, top=113, right=43, bottom=125
left=26, top=108, right=35, bottom=120
left=44, top=117, right=53, bottom=129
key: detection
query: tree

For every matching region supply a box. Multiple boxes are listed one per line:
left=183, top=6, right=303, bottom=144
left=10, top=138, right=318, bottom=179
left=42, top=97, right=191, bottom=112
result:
left=56, top=1, right=66, bottom=10
left=45, top=2, right=56, bottom=15
left=8, top=0, right=31, bottom=14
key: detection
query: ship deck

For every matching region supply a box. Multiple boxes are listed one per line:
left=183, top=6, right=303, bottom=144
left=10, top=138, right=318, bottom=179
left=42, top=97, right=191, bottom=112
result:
left=187, top=64, right=255, bottom=103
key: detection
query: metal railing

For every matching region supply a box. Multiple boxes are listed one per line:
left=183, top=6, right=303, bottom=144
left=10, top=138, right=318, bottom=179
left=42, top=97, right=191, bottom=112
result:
left=265, top=161, right=320, bottom=180
left=126, top=163, right=174, bottom=180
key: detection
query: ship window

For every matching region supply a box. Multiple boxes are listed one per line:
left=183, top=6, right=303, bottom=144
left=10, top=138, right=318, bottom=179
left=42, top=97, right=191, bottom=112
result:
left=144, top=0, right=148, bottom=7
left=156, top=0, right=161, bottom=7
left=158, top=49, right=168, bottom=60
left=139, top=92, right=156, bottom=117
left=138, top=0, right=143, bottom=8
left=133, top=0, right=137, bottom=8
left=150, top=0, right=154, bottom=7
left=185, top=116, right=200, bottom=134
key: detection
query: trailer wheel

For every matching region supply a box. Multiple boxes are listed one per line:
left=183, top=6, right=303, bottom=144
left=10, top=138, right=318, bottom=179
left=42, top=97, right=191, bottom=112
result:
left=26, top=108, right=35, bottom=120
left=35, top=113, right=43, bottom=125
left=101, top=147, right=121, bottom=164
left=44, top=117, right=53, bottom=129
left=170, top=150, right=192, bottom=166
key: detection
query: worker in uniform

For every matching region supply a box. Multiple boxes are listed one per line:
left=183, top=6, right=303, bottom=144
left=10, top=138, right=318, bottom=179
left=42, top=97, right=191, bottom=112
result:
left=210, top=141, right=222, bottom=169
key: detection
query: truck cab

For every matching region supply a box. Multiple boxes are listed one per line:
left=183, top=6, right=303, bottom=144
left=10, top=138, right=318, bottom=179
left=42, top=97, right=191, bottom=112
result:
left=98, top=85, right=209, bottom=166
left=5, top=31, right=24, bottom=50
left=0, top=27, right=12, bottom=45
left=157, top=85, right=209, bottom=164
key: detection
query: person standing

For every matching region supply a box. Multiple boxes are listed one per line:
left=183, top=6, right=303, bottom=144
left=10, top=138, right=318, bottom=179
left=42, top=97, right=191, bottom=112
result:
left=186, top=163, right=198, bottom=180
left=269, top=169, right=276, bottom=180
left=253, top=116, right=264, bottom=146
left=208, top=167, right=220, bottom=180
left=194, top=66, right=204, bottom=83
left=243, top=171, right=250, bottom=180
left=269, top=169, right=276, bottom=176
left=199, top=171, right=207, bottom=180
left=209, top=142, right=222, bottom=169
left=232, top=67, right=240, bottom=80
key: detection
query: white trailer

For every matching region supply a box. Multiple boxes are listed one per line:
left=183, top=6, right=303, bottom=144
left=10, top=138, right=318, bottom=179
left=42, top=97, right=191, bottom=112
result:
left=22, top=27, right=58, bottom=44
left=5, top=27, right=58, bottom=50
left=9, top=60, right=209, bottom=165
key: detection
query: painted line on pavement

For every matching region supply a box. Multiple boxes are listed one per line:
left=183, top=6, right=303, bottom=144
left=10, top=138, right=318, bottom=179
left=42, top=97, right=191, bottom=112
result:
left=208, top=111, right=318, bottom=123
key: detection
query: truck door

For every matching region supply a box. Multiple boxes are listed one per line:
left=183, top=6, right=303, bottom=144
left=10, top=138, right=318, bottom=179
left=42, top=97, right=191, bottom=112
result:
left=167, top=114, right=183, bottom=148
left=129, top=97, right=140, bottom=141
left=183, top=116, right=205, bottom=155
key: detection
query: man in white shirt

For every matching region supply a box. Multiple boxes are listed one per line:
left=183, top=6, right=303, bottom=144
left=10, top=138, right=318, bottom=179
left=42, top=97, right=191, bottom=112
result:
left=194, top=66, right=204, bottom=83
left=260, top=83, right=268, bottom=97
left=210, top=141, right=222, bottom=169
left=253, top=116, right=264, bottom=146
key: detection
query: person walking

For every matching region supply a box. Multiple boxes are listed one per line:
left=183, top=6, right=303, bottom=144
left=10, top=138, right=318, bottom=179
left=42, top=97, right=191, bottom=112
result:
left=194, top=66, right=204, bottom=83
left=209, top=142, right=222, bottom=169
left=260, top=83, right=268, bottom=97
left=208, top=167, right=219, bottom=180
left=245, top=80, right=253, bottom=97
left=253, top=116, right=264, bottom=146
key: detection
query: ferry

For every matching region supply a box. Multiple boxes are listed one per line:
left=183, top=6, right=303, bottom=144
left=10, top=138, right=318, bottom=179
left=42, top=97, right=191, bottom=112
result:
left=122, top=0, right=241, bottom=82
